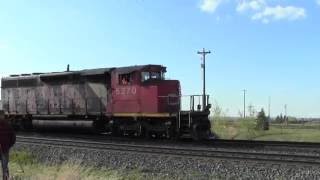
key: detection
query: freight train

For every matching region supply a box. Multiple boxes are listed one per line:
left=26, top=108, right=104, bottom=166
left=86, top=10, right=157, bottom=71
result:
left=1, top=65, right=212, bottom=140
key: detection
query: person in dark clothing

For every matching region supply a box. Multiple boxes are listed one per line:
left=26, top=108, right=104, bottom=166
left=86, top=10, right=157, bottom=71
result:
left=0, top=112, right=16, bottom=180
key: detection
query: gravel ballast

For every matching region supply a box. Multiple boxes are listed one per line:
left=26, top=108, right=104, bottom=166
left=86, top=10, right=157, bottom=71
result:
left=13, top=143, right=320, bottom=180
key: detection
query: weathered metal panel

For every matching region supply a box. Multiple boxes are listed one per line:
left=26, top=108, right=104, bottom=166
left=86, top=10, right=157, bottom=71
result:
left=80, top=68, right=112, bottom=76
left=26, top=87, right=37, bottom=114
left=157, top=80, right=180, bottom=113
left=47, top=85, right=62, bottom=114
left=61, top=84, right=76, bottom=114
left=1, top=88, right=9, bottom=113
left=1, top=64, right=178, bottom=117
left=110, top=65, right=174, bottom=114
left=140, top=85, right=158, bottom=113
left=36, top=85, right=50, bottom=114
left=111, top=68, right=141, bottom=113
left=39, top=72, right=79, bottom=79
left=115, top=65, right=166, bottom=74
left=16, top=87, right=26, bottom=114
left=85, top=82, right=108, bottom=114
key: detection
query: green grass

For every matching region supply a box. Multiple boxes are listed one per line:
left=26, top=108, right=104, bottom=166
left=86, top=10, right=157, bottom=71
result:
left=253, top=126, right=320, bottom=142
left=212, top=118, right=320, bottom=142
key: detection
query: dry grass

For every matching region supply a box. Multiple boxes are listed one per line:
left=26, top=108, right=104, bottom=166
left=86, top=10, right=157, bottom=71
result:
left=5, top=151, right=147, bottom=180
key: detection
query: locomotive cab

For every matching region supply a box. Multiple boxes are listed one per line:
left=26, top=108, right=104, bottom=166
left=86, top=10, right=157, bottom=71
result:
left=140, top=69, right=180, bottom=114
left=110, top=65, right=211, bottom=140
left=111, top=65, right=180, bottom=116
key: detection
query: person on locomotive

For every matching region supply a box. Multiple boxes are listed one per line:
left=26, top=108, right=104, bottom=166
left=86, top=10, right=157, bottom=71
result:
left=0, top=111, right=16, bottom=180
left=120, top=74, right=131, bottom=85
left=121, top=77, right=128, bottom=85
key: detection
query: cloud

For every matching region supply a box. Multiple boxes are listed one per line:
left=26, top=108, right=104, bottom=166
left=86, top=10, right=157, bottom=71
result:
left=198, top=0, right=307, bottom=23
left=200, top=0, right=223, bottom=13
left=252, top=6, right=306, bottom=23
left=236, top=0, right=266, bottom=12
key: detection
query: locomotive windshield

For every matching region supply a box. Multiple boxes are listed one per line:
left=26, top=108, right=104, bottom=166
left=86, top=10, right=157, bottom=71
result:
left=141, top=71, right=165, bottom=82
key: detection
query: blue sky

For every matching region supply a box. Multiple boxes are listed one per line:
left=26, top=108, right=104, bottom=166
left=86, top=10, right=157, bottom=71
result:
left=0, top=0, right=319, bottom=117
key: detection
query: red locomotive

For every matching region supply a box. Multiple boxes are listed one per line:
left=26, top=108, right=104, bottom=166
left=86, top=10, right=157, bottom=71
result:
left=1, top=65, right=212, bottom=140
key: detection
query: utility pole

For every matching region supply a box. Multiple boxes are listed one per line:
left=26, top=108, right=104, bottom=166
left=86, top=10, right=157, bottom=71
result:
left=268, top=96, right=271, bottom=118
left=243, top=89, right=246, bottom=118
left=248, top=104, right=253, bottom=117
left=284, top=104, right=287, bottom=116
left=284, top=104, right=288, bottom=125
left=197, top=48, right=211, bottom=111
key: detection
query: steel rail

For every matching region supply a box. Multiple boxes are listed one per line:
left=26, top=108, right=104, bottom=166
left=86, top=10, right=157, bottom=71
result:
left=16, top=136, right=320, bottom=166
left=17, top=132, right=320, bottom=150
left=212, top=139, right=320, bottom=149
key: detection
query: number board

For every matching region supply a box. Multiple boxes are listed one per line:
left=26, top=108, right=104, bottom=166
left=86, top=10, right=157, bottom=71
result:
left=115, top=87, right=137, bottom=96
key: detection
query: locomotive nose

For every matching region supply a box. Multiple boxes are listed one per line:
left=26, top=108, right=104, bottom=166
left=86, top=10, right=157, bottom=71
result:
left=157, top=80, right=180, bottom=113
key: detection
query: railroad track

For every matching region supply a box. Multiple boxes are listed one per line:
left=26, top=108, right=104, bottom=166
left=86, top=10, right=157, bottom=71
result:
left=17, top=132, right=320, bottom=149
left=212, top=139, right=320, bottom=149
left=16, top=136, right=320, bottom=166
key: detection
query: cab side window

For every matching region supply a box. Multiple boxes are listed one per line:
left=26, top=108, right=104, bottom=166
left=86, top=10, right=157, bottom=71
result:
left=150, top=72, right=161, bottom=79
left=119, top=73, right=132, bottom=85
left=141, top=71, right=164, bottom=82
left=141, top=72, right=150, bottom=82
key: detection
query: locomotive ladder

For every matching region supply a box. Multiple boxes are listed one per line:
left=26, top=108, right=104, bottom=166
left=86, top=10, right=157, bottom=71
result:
left=177, top=111, right=193, bottom=135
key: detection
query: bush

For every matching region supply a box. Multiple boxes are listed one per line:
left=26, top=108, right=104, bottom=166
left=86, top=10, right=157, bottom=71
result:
left=256, top=109, right=269, bottom=131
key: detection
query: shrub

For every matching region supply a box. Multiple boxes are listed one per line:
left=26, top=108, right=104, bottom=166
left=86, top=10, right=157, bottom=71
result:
left=256, top=109, right=269, bottom=131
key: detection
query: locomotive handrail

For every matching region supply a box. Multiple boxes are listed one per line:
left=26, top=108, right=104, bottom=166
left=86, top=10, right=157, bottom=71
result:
left=158, top=94, right=205, bottom=97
